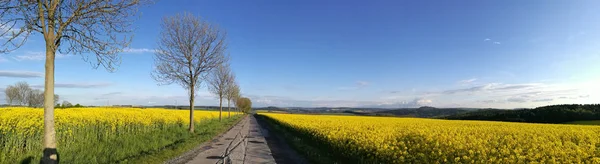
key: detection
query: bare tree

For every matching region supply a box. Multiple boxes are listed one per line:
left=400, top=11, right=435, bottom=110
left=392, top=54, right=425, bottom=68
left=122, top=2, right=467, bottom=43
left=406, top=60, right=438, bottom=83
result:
left=62, top=101, right=72, bottom=108
left=28, top=89, right=44, bottom=108
left=152, top=12, right=227, bottom=132
left=4, top=82, right=60, bottom=107
left=224, top=75, right=240, bottom=118
left=14, top=82, right=32, bottom=106
left=0, top=1, right=148, bottom=163
left=5, top=85, right=18, bottom=105
left=54, top=94, right=59, bottom=106
left=208, top=64, right=232, bottom=121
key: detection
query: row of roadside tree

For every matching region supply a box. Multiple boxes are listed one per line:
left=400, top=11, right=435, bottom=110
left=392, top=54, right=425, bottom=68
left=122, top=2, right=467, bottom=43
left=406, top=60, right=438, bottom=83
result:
left=0, top=1, right=251, bottom=163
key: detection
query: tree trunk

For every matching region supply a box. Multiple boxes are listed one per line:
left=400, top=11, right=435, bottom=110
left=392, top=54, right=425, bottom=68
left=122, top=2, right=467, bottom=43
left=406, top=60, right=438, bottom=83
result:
left=227, top=99, right=230, bottom=118
left=219, top=97, right=222, bottom=121
left=189, top=89, right=195, bottom=133
left=42, top=47, right=58, bottom=164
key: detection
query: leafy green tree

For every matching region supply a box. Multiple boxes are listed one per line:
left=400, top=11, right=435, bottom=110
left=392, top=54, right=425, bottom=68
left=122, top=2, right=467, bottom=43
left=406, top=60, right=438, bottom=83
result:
left=235, top=97, right=252, bottom=113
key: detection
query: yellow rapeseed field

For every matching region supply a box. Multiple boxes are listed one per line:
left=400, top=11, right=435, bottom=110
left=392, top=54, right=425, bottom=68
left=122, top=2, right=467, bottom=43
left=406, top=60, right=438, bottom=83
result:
left=0, top=107, right=241, bottom=163
left=261, top=113, right=600, bottom=163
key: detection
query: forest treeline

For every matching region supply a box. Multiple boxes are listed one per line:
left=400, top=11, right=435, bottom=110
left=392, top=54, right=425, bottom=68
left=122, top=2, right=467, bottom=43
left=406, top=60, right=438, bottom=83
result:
left=444, top=104, right=600, bottom=123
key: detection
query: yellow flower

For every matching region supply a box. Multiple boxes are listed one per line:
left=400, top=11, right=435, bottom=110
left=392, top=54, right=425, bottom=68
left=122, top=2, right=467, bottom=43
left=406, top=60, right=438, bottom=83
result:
left=260, top=113, right=600, bottom=163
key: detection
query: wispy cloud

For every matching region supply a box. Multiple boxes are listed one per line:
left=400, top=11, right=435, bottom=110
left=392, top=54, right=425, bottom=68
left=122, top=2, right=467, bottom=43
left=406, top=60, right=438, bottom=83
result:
left=101, top=92, right=122, bottom=96
left=246, top=94, right=434, bottom=108
left=123, top=48, right=156, bottom=54
left=441, top=83, right=542, bottom=94
left=32, top=82, right=112, bottom=88
left=0, top=70, right=43, bottom=78
left=506, top=97, right=527, bottom=103
left=248, top=95, right=363, bottom=107
left=532, top=98, right=553, bottom=102
left=0, top=56, right=7, bottom=62
left=479, top=100, right=498, bottom=104
left=12, top=51, right=69, bottom=61
left=483, top=38, right=501, bottom=45
left=458, top=78, right=477, bottom=84
left=0, top=22, right=25, bottom=40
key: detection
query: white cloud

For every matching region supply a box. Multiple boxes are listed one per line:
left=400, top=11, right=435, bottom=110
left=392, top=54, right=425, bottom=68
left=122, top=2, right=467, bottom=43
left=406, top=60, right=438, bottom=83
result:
left=12, top=51, right=69, bottom=61
left=123, top=48, right=156, bottom=54
left=0, top=22, right=26, bottom=40
left=0, top=56, right=7, bottom=62
left=482, top=38, right=501, bottom=45
left=458, top=78, right=477, bottom=84
left=411, top=98, right=432, bottom=106
left=0, top=70, right=43, bottom=78
left=32, top=82, right=112, bottom=89
left=248, top=79, right=600, bottom=108
left=440, top=83, right=542, bottom=95
left=506, top=97, right=527, bottom=103
left=246, top=94, right=434, bottom=108
left=532, top=98, right=553, bottom=102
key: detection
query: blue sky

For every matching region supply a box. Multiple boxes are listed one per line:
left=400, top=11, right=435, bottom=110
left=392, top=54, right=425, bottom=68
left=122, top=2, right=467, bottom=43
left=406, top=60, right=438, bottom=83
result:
left=1, top=0, right=599, bottom=108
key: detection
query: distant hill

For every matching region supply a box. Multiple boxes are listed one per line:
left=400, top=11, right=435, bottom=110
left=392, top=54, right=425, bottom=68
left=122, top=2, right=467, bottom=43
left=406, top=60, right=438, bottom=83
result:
left=445, top=104, right=600, bottom=123
left=254, top=106, right=487, bottom=118
left=372, top=106, right=477, bottom=118
left=341, top=106, right=482, bottom=118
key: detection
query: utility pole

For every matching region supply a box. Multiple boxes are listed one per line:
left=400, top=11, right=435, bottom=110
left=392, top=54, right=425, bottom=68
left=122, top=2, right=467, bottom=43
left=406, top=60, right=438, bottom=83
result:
left=175, top=100, right=178, bottom=109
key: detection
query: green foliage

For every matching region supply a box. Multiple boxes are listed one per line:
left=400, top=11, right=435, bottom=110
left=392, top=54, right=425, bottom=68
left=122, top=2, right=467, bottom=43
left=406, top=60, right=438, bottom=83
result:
left=57, top=101, right=84, bottom=108
left=445, top=104, right=600, bottom=123
left=566, top=120, right=600, bottom=125
left=235, top=97, right=252, bottom=113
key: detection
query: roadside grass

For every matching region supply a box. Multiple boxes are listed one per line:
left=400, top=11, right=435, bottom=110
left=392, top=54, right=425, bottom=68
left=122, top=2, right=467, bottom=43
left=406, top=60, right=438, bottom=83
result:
left=1, top=107, right=243, bottom=164
left=124, top=114, right=244, bottom=164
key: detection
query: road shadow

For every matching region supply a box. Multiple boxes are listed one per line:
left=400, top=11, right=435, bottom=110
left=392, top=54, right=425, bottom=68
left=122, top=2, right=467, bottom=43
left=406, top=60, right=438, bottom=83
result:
left=40, top=148, right=59, bottom=164
left=253, top=115, right=309, bottom=164
left=248, top=140, right=265, bottom=144
left=19, top=156, right=33, bottom=164
left=206, top=156, right=223, bottom=159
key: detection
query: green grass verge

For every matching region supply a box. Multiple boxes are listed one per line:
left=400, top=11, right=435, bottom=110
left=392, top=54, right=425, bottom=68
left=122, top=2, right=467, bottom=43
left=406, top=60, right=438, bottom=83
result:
left=565, top=120, right=600, bottom=125
left=11, top=115, right=244, bottom=164
left=121, top=114, right=244, bottom=164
